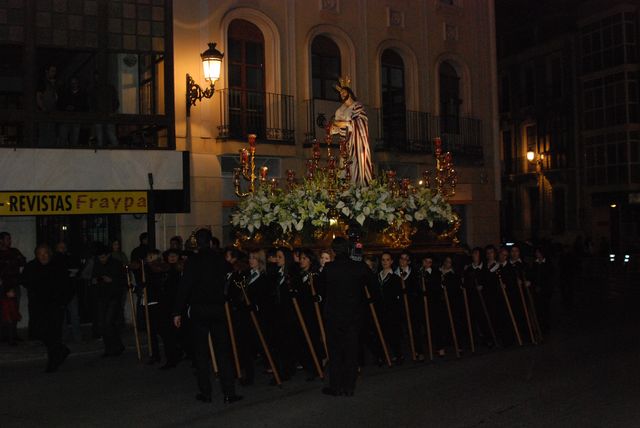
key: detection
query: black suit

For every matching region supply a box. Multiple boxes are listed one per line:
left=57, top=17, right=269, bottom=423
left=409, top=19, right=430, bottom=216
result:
left=321, top=255, right=372, bottom=393
left=175, top=248, right=235, bottom=397
left=21, top=260, right=73, bottom=368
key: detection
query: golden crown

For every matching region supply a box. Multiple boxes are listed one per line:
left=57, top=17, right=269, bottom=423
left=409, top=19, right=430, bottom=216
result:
left=337, top=75, right=351, bottom=88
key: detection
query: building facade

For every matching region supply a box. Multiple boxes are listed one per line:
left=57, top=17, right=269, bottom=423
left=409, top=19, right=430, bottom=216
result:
left=173, top=0, right=501, bottom=248
left=498, top=0, right=640, bottom=253
left=0, top=0, right=501, bottom=261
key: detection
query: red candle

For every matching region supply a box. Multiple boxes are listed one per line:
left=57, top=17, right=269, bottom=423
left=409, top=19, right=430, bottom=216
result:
left=260, top=166, right=268, bottom=180
left=240, top=148, right=248, bottom=165
left=248, top=134, right=257, bottom=149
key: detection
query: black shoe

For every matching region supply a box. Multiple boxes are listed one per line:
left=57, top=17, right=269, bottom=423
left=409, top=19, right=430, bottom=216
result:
left=305, top=375, right=317, bottom=382
left=114, top=346, right=125, bottom=356
left=343, top=390, right=355, bottom=397
left=45, top=362, right=58, bottom=373
left=195, top=393, right=212, bottom=403
left=322, top=387, right=339, bottom=396
left=223, top=395, right=243, bottom=404
left=146, top=357, right=160, bottom=365
left=240, top=378, right=254, bottom=386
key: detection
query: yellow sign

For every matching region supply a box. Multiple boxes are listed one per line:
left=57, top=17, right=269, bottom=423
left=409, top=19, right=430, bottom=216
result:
left=0, top=191, right=148, bottom=216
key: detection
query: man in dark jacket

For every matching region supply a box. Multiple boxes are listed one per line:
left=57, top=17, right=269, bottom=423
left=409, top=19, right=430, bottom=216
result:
left=20, top=244, right=73, bottom=372
left=321, top=237, right=373, bottom=396
left=92, top=245, right=126, bottom=357
left=173, top=229, right=242, bottom=404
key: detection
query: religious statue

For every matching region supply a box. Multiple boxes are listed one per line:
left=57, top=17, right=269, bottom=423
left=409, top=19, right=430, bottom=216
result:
left=330, top=76, right=374, bottom=185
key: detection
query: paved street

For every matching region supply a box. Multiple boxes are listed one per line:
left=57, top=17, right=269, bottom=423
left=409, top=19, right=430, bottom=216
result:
left=1, top=276, right=639, bottom=428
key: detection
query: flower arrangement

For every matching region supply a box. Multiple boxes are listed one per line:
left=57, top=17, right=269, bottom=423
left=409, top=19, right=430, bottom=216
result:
left=230, top=172, right=457, bottom=247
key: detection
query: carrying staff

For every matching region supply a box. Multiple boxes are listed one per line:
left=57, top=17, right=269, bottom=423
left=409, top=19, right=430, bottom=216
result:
left=440, top=257, right=460, bottom=358
left=495, top=267, right=522, bottom=347
left=125, top=265, right=142, bottom=361
left=309, top=273, right=329, bottom=359
left=286, top=264, right=324, bottom=380
left=236, top=275, right=281, bottom=386
left=141, top=258, right=153, bottom=358
left=395, top=252, right=418, bottom=361
left=461, top=280, right=475, bottom=353
left=510, top=246, right=536, bottom=344
left=419, top=264, right=434, bottom=361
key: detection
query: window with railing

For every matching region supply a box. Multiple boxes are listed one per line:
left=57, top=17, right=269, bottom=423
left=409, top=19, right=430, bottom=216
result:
left=381, top=49, right=407, bottom=150
left=311, top=35, right=341, bottom=101
left=439, top=61, right=461, bottom=133
left=227, top=19, right=266, bottom=140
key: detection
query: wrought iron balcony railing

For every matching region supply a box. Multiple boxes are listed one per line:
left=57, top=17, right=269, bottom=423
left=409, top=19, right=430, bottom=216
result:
left=216, top=88, right=294, bottom=144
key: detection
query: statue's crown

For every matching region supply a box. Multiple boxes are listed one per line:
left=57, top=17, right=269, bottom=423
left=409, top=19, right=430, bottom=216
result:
left=338, top=75, right=351, bottom=88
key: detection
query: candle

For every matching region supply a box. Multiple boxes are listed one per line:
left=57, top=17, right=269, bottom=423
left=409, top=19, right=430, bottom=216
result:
left=248, top=134, right=257, bottom=149
left=260, top=166, right=268, bottom=180
left=240, top=149, right=248, bottom=166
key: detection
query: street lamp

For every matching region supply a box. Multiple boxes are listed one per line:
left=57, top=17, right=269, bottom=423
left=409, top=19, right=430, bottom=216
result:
left=527, top=150, right=545, bottom=237
left=186, top=42, right=224, bottom=117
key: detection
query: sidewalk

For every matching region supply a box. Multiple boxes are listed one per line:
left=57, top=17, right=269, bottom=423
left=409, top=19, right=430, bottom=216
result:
left=0, top=324, right=141, bottom=366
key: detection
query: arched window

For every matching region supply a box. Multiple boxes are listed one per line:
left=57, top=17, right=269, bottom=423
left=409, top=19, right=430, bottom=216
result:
left=311, top=35, right=341, bottom=101
left=228, top=19, right=265, bottom=139
left=381, top=49, right=406, bottom=149
left=439, top=61, right=461, bottom=133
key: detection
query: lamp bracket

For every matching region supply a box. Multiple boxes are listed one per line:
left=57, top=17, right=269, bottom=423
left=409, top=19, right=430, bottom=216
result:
left=186, top=73, right=215, bottom=117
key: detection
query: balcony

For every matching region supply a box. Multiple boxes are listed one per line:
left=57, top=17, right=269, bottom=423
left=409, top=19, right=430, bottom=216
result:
left=216, top=88, right=294, bottom=144
left=302, top=100, right=483, bottom=164
left=0, top=112, right=171, bottom=149
left=371, top=110, right=484, bottom=162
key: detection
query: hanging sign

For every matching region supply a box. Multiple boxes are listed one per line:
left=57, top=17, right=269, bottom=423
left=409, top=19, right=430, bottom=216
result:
left=0, top=191, right=148, bottom=216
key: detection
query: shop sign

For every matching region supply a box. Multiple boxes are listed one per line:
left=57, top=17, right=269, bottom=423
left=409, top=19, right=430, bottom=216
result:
left=0, top=191, right=148, bottom=216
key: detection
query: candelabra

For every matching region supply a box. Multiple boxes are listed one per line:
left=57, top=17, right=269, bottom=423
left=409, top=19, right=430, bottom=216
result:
left=234, top=134, right=260, bottom=197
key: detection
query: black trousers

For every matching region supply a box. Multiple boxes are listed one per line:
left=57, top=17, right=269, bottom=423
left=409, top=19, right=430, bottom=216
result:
left=327, top=319, right=359, bottom=393
left=97, top=294, right=124, bottom=355
left=191, top=307, right=236, bottom=396
left=42, top=307, right=69, bottom=368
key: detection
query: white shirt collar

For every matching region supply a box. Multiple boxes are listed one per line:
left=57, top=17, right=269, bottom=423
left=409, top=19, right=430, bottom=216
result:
left=472, top=262, right=483, bottom=269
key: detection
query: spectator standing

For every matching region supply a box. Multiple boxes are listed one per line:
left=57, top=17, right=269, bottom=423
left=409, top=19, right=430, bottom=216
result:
left=0, top=232, right=26, bottom=343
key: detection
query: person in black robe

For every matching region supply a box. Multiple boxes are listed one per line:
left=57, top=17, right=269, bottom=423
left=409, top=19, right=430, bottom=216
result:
left=92, top=244, right=127, bottom=357
left=463, top=247, right=495, bottom=348
left=20, top=244, right=73, bottom=372
left=528, top=247, right=554, bottom=334
left=420, top=255, right=446, bottom=356
left=320, top=237, right=373, bottom=396
left=440, top=255, right=467, bottom=354
left=378, top=251, right=404, bottom=364
left=395, top=251, right=423, bottom=361
left=173, top=229, right=242, bottom=404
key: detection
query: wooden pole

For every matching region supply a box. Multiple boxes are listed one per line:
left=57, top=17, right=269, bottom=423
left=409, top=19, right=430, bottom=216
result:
left=291, top=294, right=324, bottom=379
left=462, top=287, right=475, bottom=353
left=497, top=272, right=523, bottom=346
left=525, top=285, right=543, bottom=342
left=141, top=259, right=153, bottom=358
left=363, top=285, right=392, bottom=367
left=517, top=280, right=536, bottom=344
left=442, top=284, right=460, bottom=358
left=238, top=282, right=281, bottom=385
left=399, top=275, right=417, bottom=361
left=420, top=274, right=434, bottom=361
left=224, top=301, right=242, bottom=378
left=125, top=266, right=142, bottom=361
left=309, top=274, right=329, bottom=359
left=475, top=284, right=497, bottom=344
left=207, top=333, right=219, bottom=375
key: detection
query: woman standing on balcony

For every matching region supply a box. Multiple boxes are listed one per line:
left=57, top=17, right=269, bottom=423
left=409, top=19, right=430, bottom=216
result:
left=330, top=77, right=373, bottom=186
